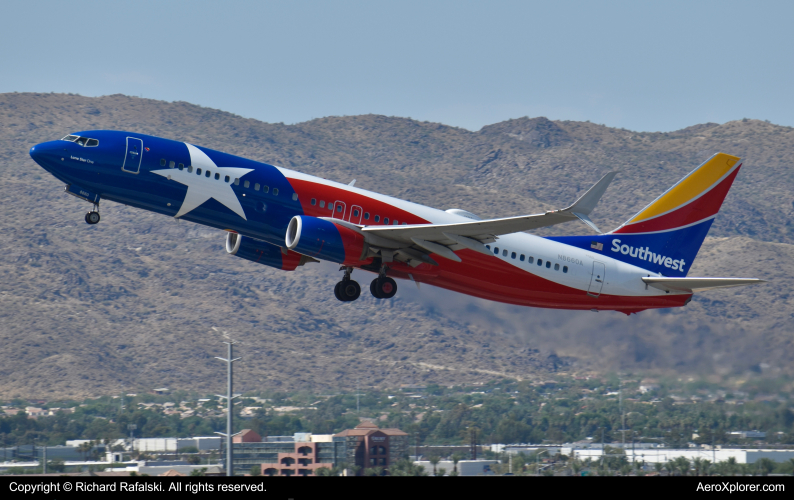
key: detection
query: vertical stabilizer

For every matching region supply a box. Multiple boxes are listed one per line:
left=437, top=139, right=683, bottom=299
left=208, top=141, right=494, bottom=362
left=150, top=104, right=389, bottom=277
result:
left=548, top=153, right=742, bottom=277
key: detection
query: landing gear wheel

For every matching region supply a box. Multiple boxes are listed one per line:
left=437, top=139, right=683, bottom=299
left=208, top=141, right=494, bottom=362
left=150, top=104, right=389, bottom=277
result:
left=85, top=211, right=100, bottom=225
left=335, top=280, right=361, bottom=302
left=370, top=279, right=382, bottom=299
left=372, top=277, right=397, bottom=299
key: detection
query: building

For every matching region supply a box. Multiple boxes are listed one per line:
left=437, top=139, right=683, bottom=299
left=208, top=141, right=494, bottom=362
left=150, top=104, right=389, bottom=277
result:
left=414, top=460, right=498, bottom=476
left=232, top=423, right=409, bottom=476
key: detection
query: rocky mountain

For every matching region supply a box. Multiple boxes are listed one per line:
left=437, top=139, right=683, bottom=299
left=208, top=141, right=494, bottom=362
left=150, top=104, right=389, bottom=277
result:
left=0, top=92, right=791, bottom=399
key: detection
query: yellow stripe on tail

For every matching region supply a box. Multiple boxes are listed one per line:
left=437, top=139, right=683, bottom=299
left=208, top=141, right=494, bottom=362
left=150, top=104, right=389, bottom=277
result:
left=628, top=153, right=740, bottom=224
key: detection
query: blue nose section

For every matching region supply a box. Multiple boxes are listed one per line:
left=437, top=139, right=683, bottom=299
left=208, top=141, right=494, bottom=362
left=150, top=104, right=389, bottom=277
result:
left=30, top=141, right=66, bottom=174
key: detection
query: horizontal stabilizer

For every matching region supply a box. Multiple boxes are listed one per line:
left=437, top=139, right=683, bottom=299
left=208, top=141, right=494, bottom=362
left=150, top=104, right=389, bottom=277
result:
left=642, top=277, right=766, bottom=293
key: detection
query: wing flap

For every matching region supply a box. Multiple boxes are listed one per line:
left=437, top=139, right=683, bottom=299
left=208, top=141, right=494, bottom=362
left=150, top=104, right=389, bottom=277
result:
left=642, top=277, right=766, bottom=293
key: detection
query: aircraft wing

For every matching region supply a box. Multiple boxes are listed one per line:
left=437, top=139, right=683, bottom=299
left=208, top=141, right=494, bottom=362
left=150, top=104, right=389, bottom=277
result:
left=361, top=171, right=617, bottom=248
left=641, top=277, right=766, bottom=293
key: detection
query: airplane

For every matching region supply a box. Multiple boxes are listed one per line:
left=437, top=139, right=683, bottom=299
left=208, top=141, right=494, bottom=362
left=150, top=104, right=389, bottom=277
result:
left=29, top=130, right=765, bottom=314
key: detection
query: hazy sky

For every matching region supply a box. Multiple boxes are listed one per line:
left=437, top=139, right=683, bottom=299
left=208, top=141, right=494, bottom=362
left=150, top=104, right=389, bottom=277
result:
left=2, top=1, right=792, bottom=132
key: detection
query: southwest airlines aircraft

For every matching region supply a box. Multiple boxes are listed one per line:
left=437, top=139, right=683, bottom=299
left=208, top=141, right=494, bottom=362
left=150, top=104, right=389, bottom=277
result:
left=30, top=131, right=764, bottom=314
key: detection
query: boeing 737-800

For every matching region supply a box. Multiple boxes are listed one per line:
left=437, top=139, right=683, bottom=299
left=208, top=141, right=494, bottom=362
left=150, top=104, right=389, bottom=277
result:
left=29, top=131, right=764, bottom=314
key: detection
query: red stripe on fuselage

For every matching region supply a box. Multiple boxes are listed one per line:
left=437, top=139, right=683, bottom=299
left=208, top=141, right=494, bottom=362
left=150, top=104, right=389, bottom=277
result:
left=382, top=249, right=689, bottom=312
left=614, top=166, right=740, bottom=234
left=288, top=178, right=431, bottom=226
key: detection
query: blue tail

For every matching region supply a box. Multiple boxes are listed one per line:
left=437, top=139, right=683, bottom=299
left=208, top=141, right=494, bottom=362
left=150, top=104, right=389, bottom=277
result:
left=548, top=153, right=742, bottom=277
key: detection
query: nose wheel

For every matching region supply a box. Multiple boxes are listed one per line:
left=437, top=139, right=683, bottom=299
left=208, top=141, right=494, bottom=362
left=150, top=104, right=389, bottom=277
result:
left=334, top=266, right=361, bottom=302
left=370, top=277, right=397, bottom=299
left=85, top=211, right=100, bottom=225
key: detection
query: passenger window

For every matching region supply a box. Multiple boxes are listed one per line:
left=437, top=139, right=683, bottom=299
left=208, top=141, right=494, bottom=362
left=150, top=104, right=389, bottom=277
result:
left=215, top=173, right=220, bottom=180
left=197, top=168, right=202, bottom=175
left=384, top=218, right=389, bottom=224
left=160, top=159, right=166, bottom=166
left=520, top=254, right=525, bottom=261
left=528, top=256, right=534, bottom=264
left=224, top=175, right=230, bottom=182
left=511, top=252, right=517, bottom=259
left=188, top=166, right=194, bottom=173
left=263, top=185, right=269, bottom=193
left=319, top=201, right=325, bottom=208
left=364, top=212, right=370, bottom=219
left=234, top=177, right=239, bottom=185
left=502, top=249, right=508, bottom=257
left=353, top=209, right=360, bottom=217
left=337, top=205, right=343, bottom=213
left=244, top=180, right=250, bottom=188
left=311, top=198, right=317, bottom=205
left=170, top=161, right=176, bottom=168
left=254, top=183, right=260, bottom=191
left=375, top=215, right=380, bottom=222
left=494, top=247, right=499, bottom=255
left=402, top=222, right=408, bottom=225
left=205, top=170, right=211, bottom=177
left=86, top=139, right=98, bottom=147
left=486, top=245, right=491, bottom=250
left=179, top=164, right=184, bottom=171
left=393, top=220, right=398, bottom=225
left=554, top=263, right=560, bottom=271
left=563, top=266, right=568, bottom=273
left=292, top=193, right=298, bottom=201
left=537, top=259, right=542, bottom=266
left=546, top=261, right=551, bottom=268
left=273, top=188, right=279, bottom=195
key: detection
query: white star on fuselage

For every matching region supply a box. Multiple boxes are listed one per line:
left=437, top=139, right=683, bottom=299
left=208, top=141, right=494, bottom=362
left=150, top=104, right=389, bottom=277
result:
left=152, top=143, right=253, bottom=220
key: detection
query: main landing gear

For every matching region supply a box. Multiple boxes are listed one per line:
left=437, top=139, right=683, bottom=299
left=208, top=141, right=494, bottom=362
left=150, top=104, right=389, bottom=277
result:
left=370, top=276, right=397, bottom=299
left=334, top=267, right=361, bottom=302
left=333, top=266, right=398, bottom=302
left=85, top=203, right=100, bottom=225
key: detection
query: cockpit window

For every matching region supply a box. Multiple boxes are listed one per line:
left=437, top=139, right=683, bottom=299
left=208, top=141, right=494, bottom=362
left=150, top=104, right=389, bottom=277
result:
left=61, top=135, right=99, bottom=147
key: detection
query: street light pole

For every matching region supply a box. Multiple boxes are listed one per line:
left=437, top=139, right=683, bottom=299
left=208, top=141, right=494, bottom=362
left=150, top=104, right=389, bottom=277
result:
left=215, top=340, right=241, bottom=477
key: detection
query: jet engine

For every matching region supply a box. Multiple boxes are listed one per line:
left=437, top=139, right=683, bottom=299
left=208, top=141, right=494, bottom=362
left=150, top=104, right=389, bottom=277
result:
left=285, top=215, right=366, bottom=265
left=225, top=232, right=314, bottom=271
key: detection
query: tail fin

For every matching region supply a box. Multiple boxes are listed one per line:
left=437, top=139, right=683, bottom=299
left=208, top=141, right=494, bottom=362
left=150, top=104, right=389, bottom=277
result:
left=549, top=153, right=742, bottom=277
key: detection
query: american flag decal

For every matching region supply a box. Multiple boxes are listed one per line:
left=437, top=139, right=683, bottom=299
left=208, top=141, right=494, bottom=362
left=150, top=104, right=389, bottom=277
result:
left=591, top=241, right=603, bottom=251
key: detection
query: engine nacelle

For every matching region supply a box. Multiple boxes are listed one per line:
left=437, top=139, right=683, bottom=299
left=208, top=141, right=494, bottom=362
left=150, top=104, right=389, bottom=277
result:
left=285, top=216, right=365, bottom=265
left=225, top=232, right=311, bottom=271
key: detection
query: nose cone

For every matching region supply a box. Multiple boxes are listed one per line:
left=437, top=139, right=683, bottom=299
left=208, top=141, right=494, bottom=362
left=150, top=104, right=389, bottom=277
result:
left=30, top=140, right=66, bottom=176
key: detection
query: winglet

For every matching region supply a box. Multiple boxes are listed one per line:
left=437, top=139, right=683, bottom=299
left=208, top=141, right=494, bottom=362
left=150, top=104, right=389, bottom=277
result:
left=564, top=171, right=618, bottom=215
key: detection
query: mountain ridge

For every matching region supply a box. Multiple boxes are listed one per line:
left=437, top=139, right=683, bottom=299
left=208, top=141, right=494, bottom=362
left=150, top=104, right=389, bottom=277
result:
left=0, top=92, right=791, bottom=399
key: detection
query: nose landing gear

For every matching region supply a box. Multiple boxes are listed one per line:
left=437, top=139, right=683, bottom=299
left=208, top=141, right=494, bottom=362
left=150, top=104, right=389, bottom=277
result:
left=85, top=203, right=100, bottom=225
left=334, top=267, right=361, bottom=302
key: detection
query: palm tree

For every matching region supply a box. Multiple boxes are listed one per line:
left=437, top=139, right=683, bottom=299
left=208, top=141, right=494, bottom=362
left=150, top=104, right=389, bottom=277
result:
left=664, top=460, right=675, bottom=476
left=726, top=456, right=738, bottom=475
left=77, top=442, right=92, bottom=461
left=429, top=455, right=440, bottom=476
left=654, top=462, right=663, bottom=474
left=692, top=458, right=703, bottom=476
left=674, top=456, right=690, bottom=476
left=451, top=453, right=463, bottom=475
